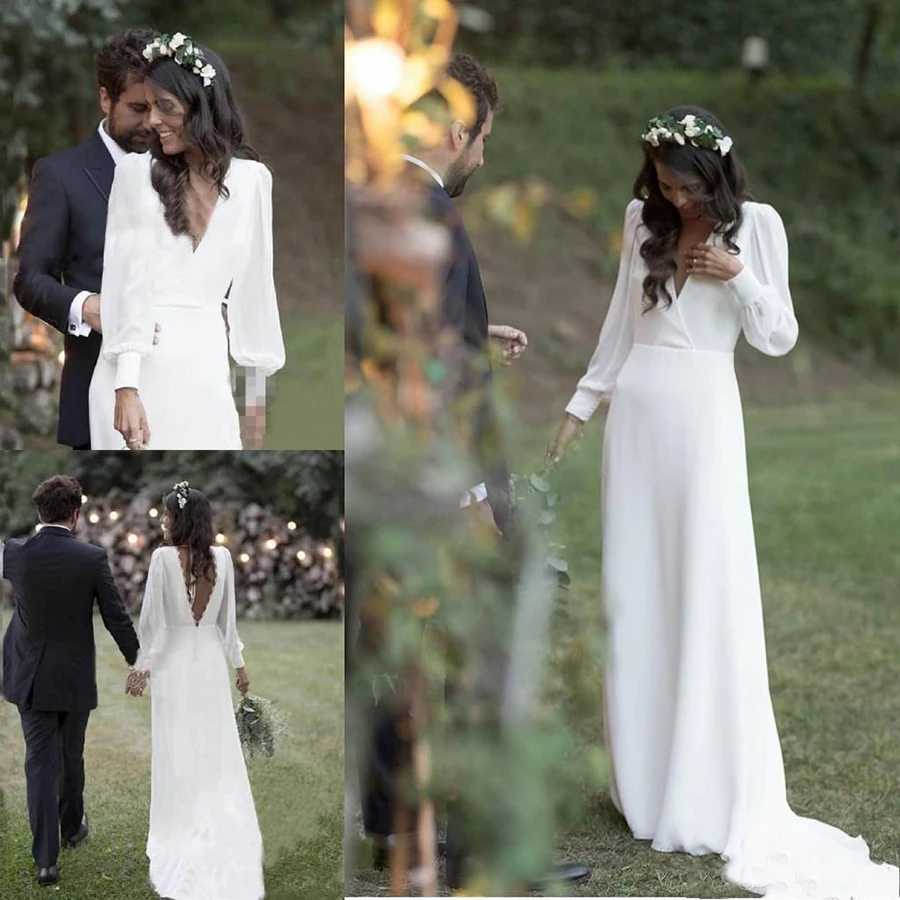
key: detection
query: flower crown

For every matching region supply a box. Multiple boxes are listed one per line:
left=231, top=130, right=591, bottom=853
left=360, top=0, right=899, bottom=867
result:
left=143, top=33, right=216, bottom=87
left=173, top=481, right=191, bottom=510
left=641, top=114, right=733, bottom=157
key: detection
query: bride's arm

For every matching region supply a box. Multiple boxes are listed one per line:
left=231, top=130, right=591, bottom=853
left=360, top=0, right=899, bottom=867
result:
left=133, top=548, right=165, bottom=676
left=223, top=163, right=286, bottom=446
left=99, top=154, right=157, bottom=391
left=217, top=547, right=246, bottom=670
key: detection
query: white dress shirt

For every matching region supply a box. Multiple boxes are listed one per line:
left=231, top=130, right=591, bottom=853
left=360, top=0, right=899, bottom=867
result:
left=403, top=155, right=488, bottom=508
left=68, top=121, right=127, bottom=338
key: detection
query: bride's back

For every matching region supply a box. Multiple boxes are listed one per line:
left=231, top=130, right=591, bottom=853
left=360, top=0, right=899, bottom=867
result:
left=154, top=544, right=225, bottom=628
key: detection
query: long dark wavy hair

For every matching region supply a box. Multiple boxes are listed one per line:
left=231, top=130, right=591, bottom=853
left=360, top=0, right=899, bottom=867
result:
left=163, top=486, right=216, bottom=586
left=633, top=105, right=752, bottom=311
left=146, top=45, right=258, bottom=238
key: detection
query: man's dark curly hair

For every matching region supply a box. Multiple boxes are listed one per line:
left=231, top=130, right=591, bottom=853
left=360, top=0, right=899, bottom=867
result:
left=446, top=52, right=500, bottom=141
left=32, top=475, right=83, bottom=524
left=95, top=27, right=158, bottom=102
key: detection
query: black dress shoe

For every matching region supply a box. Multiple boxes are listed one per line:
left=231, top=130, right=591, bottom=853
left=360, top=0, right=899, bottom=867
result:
left=64, top=813, right=89, bottom=848
left=528, top=862, right=592, bottom=889
left=37, top=866, right=58, bottom=886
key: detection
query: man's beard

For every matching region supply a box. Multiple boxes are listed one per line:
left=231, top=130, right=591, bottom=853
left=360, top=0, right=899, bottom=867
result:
left=109, top=118, right=152, bottom=153
left=444, top=157, right=477, bottom=198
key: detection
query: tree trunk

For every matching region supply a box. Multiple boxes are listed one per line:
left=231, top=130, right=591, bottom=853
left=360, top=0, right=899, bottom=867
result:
left=854, top=0, right=882, bottom=87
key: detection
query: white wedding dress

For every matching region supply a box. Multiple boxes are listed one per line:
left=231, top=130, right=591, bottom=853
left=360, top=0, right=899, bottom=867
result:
left=567, top=199, right=898, bottom=897
left=89, top=152, right=285, bottom=449
left=136, top=545, right=264, bottom=900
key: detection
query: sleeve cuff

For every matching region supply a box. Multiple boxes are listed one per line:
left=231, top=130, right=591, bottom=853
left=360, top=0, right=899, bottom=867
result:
left=565, top=388, right=604, bottom=423
left=114, top=351, right=142, bottom=391
left=726, top=265, right=763, bottom=307
left=245, top=367, right=266, bottom=405
left=68, top=292, right=94, bottom=337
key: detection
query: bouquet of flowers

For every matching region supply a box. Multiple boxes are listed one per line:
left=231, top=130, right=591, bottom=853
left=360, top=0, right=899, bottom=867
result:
left=235, top=693, right=289, bottom=760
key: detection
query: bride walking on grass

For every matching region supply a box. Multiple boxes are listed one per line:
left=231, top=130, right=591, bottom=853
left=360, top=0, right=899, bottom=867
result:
left=546, top=105, right=898, bottom=898
left=127, top=481, right=264, bottom=900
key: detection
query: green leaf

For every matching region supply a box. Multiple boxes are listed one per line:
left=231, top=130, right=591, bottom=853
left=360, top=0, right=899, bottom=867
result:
left=547, top=557, right=568, bottom=573
left=529, top=473, right=551, bottom=493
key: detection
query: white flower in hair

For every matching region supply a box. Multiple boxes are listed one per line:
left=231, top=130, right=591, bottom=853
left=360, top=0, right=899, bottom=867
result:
left=170, top=32, right=187, bottom=50
left=200, top=63, right=216, bottom=87
left=673, top=131, right=685, bottom=145
left=716, top=135, right=733, bottom=156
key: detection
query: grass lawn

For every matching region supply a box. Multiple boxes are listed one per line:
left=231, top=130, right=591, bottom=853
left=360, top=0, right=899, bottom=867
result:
left=0, top=620, right=343, bottom=900
left=266, top=313, right=344, bottom=450
left=349, top=388, right=900, bottom=896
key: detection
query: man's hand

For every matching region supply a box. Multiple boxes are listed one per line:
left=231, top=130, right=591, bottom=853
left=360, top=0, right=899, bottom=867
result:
left=83, top=294, right=102, bottom=333
left=114, top=388, right=151, bottom=449
left=488, top=324, right=528, bottom=365
left=236, top=666, right=250, bottom=695
left=82, top=296, right=161, bottom=344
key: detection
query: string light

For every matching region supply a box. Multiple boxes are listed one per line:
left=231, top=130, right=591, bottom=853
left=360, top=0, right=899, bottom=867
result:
left=265, top=538, right=277, bottom=551
left=109, top=511, right=120, bottom=522
left=89, top=513, right=100, bottom=524
left=239, top=553, right=251, bottom=564
left=127, top=533, right=138, bottom=545
left=149, top=508, right=158, bottom=518
left=81, top=495, right=88, bottom=505
left=322, top=546, right=334, bottom=559
left=287, top=521, right=297, bottom=531
left=296, top=550, right=307, bottom=562
left=215, top=533, right=227, bottom=544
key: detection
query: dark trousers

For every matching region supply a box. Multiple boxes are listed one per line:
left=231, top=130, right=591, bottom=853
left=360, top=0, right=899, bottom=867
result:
left=18, top=708, right=90, bottom=867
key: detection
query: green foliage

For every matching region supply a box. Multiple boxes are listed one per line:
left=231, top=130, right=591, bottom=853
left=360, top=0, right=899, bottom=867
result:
left=462, top=0, right=900, bottom=80
left=477, top=66, right=900, bottom=369
left=236, top=692, right=291, bottom=760
left=0, top=451, right=343, bottom=539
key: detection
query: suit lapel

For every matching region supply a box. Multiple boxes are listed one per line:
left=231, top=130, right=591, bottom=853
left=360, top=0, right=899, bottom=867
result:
left=82, top=129, right=115, bottom=203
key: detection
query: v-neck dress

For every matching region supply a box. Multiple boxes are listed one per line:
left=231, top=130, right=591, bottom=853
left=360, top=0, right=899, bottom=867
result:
left=566, top=199, right=898, bottom=897
left=135, top=545, right=263, bottom=900
left=88, top=152, right=286, bottom=449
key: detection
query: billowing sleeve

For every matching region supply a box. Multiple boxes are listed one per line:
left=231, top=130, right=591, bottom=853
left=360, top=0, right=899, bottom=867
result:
left=727, top=203, right=798, bottom=357
left=225, top=163, right=286, bottom=399
left=216, top=548, right=246, bottom=668
left=135, top=548, right=166, bottom=672
left=99, top=152, right=156, bottom=391
left=565, top=199, right=642, bottom=422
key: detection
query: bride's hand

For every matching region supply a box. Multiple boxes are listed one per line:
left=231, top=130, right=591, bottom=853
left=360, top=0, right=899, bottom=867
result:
left=126, top=668, right=149, bottom=696
left=544, top=413, right=585, bottom=470
left=114, top=388, right=151, bottom=449
left=241, top=403, right=266, bottom=450
left=236, top=667, right=249, bottom=695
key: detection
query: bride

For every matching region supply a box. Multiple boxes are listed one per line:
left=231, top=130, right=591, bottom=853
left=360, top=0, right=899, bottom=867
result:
left=127, top=481, right=263, bottom=900
left=545, top=106, right=898, bottom=898
left=89, top=32, right=285, bottom=450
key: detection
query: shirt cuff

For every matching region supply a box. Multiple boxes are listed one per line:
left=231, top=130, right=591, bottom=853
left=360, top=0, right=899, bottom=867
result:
left=114, top=352, right=142, bottom=391
left=725, top=265, right=763, bottom=308
left=68, top=292, right=94, bottom=337
left=459, top=483, right=488, bottom=508
left=565, top=388, right=604, bottom=423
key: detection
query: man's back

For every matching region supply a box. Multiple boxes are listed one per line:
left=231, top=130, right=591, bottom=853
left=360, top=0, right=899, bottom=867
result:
left=2, top=527, right=138, bottom=711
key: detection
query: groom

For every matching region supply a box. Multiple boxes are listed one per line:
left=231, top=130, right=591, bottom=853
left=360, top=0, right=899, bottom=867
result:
left=13, top=27, right=157, bottom=449
left=1, top=475, right=140, bottom=886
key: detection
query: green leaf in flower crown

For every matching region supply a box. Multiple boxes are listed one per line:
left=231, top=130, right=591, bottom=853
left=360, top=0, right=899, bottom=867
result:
left=547, top=556, right=568, bottom=573
left=538, top=509, right=557, bottom=526
left=545, top=491, right=560, bottom=508
left=529, top=473, right=551, bottom=493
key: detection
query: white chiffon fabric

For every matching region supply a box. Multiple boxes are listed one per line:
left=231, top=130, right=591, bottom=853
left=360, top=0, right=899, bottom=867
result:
left=568, top=199, right=898, bottom=898
left=136, top=545, right=264, bottom=900
left=89, top=152, right=286, bottom=449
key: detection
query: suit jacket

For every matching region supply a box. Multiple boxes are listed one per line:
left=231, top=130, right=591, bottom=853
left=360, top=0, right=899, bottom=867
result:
left=13, top=129, right=116, bottom=448
left=421, top=170, right=511, bottom=531
left=1, top=526, right=139, bottom=712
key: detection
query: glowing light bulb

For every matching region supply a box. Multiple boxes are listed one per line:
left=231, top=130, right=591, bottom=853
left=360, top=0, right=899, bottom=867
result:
left=239, top=553, right=250, bottom=564
left=89, top=513, right=100, bottom=524
left=149, top=508, right=158, bottom=518
left=109, top=511, right=120, bottom=522
left=127, top=533, right=138, bottom=545
left=296, top=550, right=307, bottom=562
left=81, top=495, right=88, bottom=505
left=322, top=546, right=334, bottom=559
left=265, top=538, right=277, bottom=551
left=215, top=533, right=226, bottom=544
left=287, top=521, right=297, bottom=531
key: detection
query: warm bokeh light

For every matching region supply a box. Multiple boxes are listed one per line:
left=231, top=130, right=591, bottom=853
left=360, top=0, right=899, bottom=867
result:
left=345, top=37, right=405, bottom=103
left=239, top=552, right=251, bottom=564
left=321, top=546, right=334, bottom=559
left=287, top=521, right=297, bottom=531
left=109, top=511, right=120, bottom=522
left=265, top=538, right=278, bottom=551
left=149, top=508, right=159, bottom=518
left=127, top=533, right=138, bottom=545
left=81, top=495, right=88, bottom=504
left=297, top=550, right=307, bottom=562
left=215, top=533, right=227, bottom=544
left=89, top=513, right=100, bottom=524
